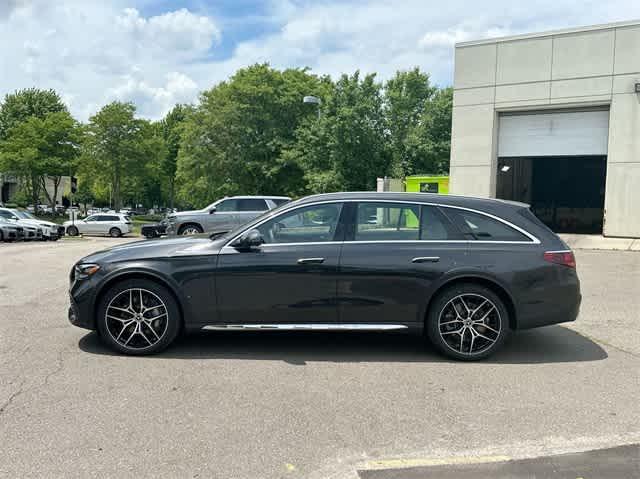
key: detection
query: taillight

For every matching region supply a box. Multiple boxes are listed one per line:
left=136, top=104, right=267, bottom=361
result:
left=544, top=251, right=576, bottom=268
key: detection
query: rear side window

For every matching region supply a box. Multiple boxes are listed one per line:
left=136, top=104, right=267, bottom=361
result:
left=355, top=203, right=420, bottom=241
left=271, top=198, right=289, bottom=206
left=103, top=215, right=120, bottom=221
left=237, top=199, right=268, bottom=211
left=353, top=203, right=460, bottom=241
left=445, top=208, right=531, bottom=242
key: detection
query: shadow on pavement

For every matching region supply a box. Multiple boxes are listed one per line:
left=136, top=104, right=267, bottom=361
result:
left=79, top=324, right=607, bottom=365
left=358, top=444, right=639, bottom=479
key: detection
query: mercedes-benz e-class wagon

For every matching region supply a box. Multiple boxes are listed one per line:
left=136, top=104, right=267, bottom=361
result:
left=68, top=192, right=581, bottom=360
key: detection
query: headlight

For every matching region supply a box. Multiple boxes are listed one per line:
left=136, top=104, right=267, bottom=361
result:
left=74, top=263, right=101, bottom=279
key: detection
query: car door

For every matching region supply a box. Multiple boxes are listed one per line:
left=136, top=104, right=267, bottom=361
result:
left=215, top=202, right=345, bottom=325
left=81, top=215, right=99, bottom=234
left=205, top=198, right=239, bottom=232
left=337, top=202, right=468, bottom=326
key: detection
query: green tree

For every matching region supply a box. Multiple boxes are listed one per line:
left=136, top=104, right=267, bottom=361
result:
left=81, top=102, right=162, bottom=211
left=0, top=111, right=81, bottom=211
left=284, top=71, right=391, bottom=193
left=384, top=68, right=436, bottom=177
left=404, top=87, right=453, bottom=175
left=160, top=104, right=191, bottom=209
left=0, top=88, right=67, bottom=141
left=177, top=64, right=331, bottom=206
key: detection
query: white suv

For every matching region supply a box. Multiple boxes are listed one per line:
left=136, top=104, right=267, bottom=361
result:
left=63, top=213, right=132, bottom=237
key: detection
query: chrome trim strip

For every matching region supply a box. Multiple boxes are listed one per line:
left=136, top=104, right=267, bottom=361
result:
left=201, top=323, right=408, bottom=331
left=223, top=198, right=541, bottom=248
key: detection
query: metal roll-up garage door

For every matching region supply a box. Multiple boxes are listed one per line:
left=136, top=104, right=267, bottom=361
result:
left=498, top=109, right=609, bottom=157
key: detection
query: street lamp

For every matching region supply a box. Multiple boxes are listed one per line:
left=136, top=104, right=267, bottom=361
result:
left=303, top=95, right=322, bottom=119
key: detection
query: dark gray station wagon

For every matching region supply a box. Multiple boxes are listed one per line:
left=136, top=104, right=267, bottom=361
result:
left=69, top=192, right=581, bottom=360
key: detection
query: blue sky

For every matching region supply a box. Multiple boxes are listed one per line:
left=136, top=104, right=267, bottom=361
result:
left=2, top=0, right=639, bottom=120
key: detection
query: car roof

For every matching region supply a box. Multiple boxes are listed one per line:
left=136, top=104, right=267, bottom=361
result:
left=293, top=192, right=529, bottom=211
left=225, top=195, right=291, bottom=200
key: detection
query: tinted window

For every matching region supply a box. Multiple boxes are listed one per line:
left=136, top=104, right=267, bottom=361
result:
left=257, top=203, right=342, bottom=244
left=271, top=198, right=289, bottom=206
left=216, top=199, right=238, bottom=212
left=0, top=210, right=14, bottom=219
left=421, top=206, right=461, bottom=240
left=85, top=216, right=98, bottom=222
left=103, top=215, right=120, bottom=221
left=446, top=208, right=530, bottom=242
left=237, top=199, right=268, bottom=212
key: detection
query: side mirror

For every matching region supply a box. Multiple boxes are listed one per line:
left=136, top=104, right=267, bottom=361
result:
left=231, top=229, right=264, bottom=249
left=209, top=207, right=216, bottom=214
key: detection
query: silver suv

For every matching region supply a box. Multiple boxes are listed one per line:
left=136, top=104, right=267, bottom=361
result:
left=166, top=196, right=290, bottom=236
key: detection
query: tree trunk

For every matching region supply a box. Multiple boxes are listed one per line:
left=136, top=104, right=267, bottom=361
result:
left=169, top=178, right=175, bottom=210
left=31, top=174, right=40, bottom=215
left=113, top=166, right=122, bottom=212
left=49, top=176, right=61, bottom=210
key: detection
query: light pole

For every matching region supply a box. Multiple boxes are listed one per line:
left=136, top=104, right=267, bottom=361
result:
left=303, top=95, right=322, bottom=119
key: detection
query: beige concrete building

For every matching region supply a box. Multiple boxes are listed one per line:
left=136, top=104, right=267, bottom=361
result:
left=450, top=20, right=640, bottom=237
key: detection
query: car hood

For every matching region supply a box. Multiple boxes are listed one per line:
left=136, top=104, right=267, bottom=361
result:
left=15, top=219, right=49, bottom=228
left=79, top=235, right=228, bottom=264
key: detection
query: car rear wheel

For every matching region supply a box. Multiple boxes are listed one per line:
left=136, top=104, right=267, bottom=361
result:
left=96, top=279, right=181, bottom=355
left=109, top=227, right=122, bottom=238
left=179, top=224, right=203, bottom=235
left=67, top=225, right=79, bottom=236
left=426, top=283, right=510, bottom=361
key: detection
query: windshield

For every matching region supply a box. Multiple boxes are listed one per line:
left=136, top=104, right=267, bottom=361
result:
left=14, top=210, right=35, bottom=220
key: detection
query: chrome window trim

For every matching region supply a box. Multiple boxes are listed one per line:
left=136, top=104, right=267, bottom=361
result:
left=202, top=323, right=408, bottom=331
left=222, top=198, right=541, bottom=249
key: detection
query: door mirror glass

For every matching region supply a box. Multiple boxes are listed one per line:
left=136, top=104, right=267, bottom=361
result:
left=231, top=229, right=264, bottom=249
left=209, top=207, right=216, bottom=214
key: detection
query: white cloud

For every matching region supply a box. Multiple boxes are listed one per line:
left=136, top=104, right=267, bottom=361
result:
left=0, top=1, right=220, bottom=120
left=1, top=0, right=640, bottom=121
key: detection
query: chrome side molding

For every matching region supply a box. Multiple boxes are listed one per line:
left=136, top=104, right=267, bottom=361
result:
left=201, top=323, right=408, bottom=331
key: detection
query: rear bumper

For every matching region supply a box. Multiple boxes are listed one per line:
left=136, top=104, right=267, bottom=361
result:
left=516, top=273, right=582, bottom=330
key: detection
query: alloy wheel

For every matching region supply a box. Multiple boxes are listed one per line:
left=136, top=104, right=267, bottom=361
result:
left=438, top=293, right=501, bottom=355
left=181, top=227, right=200, bottom=235
left=105, top=288, right=169, bottom=350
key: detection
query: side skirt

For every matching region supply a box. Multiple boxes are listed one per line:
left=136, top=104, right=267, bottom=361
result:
left=201, top=323, right=408, bottom=331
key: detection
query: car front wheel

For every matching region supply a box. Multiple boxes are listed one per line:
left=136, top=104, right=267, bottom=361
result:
left=96, top=279, right=181, bottom=355
left=426, top=283, right=510, bottom=361
left=67, top=226, right=79, bottom=236
left=179, top=224, right=203, bottom=235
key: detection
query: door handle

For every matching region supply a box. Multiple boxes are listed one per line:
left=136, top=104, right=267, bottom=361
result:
left=297, top=257, right=325, bottom=264
left=411, top=256, right=440, bottom=263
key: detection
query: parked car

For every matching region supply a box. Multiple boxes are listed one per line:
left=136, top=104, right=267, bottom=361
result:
left=166, top=196, right=290, bottom=236
left=141, top=219, right=168, bottom=239
left=0, top=208, right=59, bottom=240
left=22, top=223, right=42, bottom=241
left=68, top=192, right=581, bottom=360
left=64, top=213, right=132, bottom=237
left=0, top=216, right=24, bottom=242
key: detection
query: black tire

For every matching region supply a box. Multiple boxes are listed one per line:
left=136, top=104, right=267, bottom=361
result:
left=96, top=279, right=181, bottom=355
left=0, top=230, right=4, bottom=242
left=109, top=227, right=122, bottom=238
left=426, top=283, right=510, bottom=361
left=67, top=225, right=79, bottom=236
left=178, top=223, right=203, bottom=235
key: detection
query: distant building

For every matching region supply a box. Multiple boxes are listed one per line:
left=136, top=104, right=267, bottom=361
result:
left=450, top=20, right=640, bottom=237
left=1, top=174, right=70, bottom=206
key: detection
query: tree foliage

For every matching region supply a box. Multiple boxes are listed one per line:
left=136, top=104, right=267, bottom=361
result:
left=0, top=110, right=80, bottom=209
left=0, top=88, right=67, bottom=141
left=176, top=64, right=331, bottom=206
left=81, top=102, right=163, bottom=211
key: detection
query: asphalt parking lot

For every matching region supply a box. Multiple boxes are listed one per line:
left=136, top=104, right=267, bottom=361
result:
left=1, top=238, right=639, bottom=478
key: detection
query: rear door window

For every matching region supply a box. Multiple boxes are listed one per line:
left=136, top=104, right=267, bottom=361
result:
left=444, top=208, right=531, bottom=242
left=216, top=199, right=238, bottom=212
left=237, top=199, right=268, bottom=211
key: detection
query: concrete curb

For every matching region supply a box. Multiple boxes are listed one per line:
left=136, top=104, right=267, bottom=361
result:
left=559, top=234, right=640, bottom=251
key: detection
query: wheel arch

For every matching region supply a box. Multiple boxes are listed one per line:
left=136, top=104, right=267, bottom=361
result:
left=177, top=222, right=203, bottom=235
left=93, top=270, right=185, bottom=329
left=424, top=274, right=518, bottom=330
